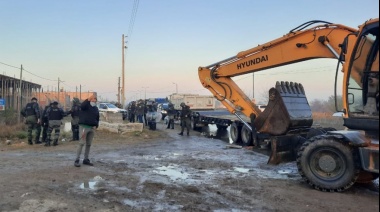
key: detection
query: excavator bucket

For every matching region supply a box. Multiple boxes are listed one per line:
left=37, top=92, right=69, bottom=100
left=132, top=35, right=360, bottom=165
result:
left=253, top=81, right=313, bottom=165
left=254, top=81, right=313, bottom=135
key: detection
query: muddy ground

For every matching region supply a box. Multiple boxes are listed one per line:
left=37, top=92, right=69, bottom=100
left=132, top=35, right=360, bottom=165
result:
left=0, top=122, right=378, bottom=212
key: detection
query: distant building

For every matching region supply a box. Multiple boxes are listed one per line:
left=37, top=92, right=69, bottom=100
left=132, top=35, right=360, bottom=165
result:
left=0, top=74, right=41, bottom=111
left=33, top=90, right=97, bottom=110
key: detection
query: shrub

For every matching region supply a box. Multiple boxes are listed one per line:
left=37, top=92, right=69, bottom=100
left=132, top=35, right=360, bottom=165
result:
left=0, top=123, right=26, bottom=139
left=0, top=108, right=19, bottom=125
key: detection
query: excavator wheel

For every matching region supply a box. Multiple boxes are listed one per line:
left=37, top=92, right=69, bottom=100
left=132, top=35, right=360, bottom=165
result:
left=297, top=136, right=360, bottom=192
left=241, top=125, right=253, bottom=146
left=230, top=122, right=242, bottom=144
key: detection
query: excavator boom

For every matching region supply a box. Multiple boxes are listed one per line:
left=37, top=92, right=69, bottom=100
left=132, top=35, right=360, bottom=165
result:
left=199, top=20, right=363, bottom=135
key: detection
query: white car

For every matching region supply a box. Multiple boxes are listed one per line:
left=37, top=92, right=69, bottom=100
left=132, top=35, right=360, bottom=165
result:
left=98, top=102, right=128, bottom=120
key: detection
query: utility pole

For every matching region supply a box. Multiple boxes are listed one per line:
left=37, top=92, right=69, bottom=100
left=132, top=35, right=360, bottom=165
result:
left=58, top=77, right=60, bottom=103
left=142, top=87, right=148, bottom=100
left=18, top=65, right=23, bottom=123
left=80, top=84, right=82, bottom=101
left=76, top=86, right=78, bottom=98
left=121, top=34, right=126, bottom=108
left=117, top=77, right=121, bottom=103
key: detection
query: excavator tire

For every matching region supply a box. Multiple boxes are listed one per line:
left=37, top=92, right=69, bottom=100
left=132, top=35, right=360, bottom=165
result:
left=230, top=122, right=241, bottom=144
left=297, top=136, right=360, bottom=192
left=241, top=125, right=253, bottom=146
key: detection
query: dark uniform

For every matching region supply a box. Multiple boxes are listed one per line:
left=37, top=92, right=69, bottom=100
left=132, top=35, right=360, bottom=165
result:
left=41, top=103, right=53, bottom=143
left=21, top=97, right=41, bottom=145
left=135, top=100, right=145, bottom=124
left=45, top=101, right=65, bottom=146
left=67, top=98, right=81, bottom=141
left=178, top=102, right=192, bottom=136
left=128, top=101, right=136, bottom=123
left=166, top=103, right=176, bottom=129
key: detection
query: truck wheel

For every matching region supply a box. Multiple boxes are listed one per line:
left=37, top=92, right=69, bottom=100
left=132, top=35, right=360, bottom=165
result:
left=230, top=122, right=241, bottom=144
left=241, top=125, right=253, bottom=146
left=297, top=137, right=359, bottom=192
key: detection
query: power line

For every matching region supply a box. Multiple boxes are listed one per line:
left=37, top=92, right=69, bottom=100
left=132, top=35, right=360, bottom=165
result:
left=0, top=61, right=57, bottom=81
left=127, top=0, right=140, bottom=42
left=0, top=61, right=19, bottom=69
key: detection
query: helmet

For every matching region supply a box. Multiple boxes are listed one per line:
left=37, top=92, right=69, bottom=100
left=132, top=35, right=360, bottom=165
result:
left=52, top=101, right=59, bottom=105
left=31, top=97, right=37, bottom=101
left=72, top=97, right=80, bottom=104
left=180, top=102, right=186, bottom=107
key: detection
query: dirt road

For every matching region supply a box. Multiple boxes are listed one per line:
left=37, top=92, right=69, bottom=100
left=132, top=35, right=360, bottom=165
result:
left=0, top=122, right=378, bottom=212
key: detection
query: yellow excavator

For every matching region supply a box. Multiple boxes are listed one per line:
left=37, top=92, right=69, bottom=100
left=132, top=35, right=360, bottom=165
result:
left=198, top=18, right=379, bottom=192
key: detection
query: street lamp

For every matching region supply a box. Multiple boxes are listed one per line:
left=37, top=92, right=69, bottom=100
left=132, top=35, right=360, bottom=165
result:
left=172, top=82, right=178, bottom=93
left=141, top=87, right=148, bottom=100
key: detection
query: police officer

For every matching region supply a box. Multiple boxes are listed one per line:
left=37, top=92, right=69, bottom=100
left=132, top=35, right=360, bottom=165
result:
left=67, top=98, right=81, bottom=141
left=178, top=102, right=192, bottom=136
left=166, top=103, right=176, bottom=129
left=135, top=99, right=145, bottom=124
left=128, top=101, right=136, bottom=123
left=45, top=101, right=65, bottom=146
left=21, top=97, right=42, bottom=145
left=41, top=102, right=53, bottom=143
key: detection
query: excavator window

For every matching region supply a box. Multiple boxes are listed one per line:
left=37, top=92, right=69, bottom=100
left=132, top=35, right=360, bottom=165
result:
left=347, top=26, right=379, bottom=118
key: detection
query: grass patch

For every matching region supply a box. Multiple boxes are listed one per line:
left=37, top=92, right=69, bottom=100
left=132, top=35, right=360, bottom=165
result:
left=312, top=112, right=345, bottom=130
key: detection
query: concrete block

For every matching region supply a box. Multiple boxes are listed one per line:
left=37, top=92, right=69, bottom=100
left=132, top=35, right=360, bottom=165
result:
left=99, top=112, right=124, bottom=123
left=98, top=121, right=143, bottom=134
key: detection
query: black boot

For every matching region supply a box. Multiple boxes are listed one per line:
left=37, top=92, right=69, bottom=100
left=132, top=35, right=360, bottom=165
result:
left=28, top=140, right=33, bottom=145
left=83, top=159, right=94, bottom=166
left=44, top=140, right=51, bottom=146
left=187, top=132, right=189, bottom=136
left=74, top=159, right=81, bottom=167
left=178, top=132, right=183, bottom=136
left=53, top=139, right=58, bottom=146
left=35, top=140, right=42, bottom=144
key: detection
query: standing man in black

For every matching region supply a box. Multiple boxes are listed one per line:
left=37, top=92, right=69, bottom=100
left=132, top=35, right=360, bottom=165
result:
left=178, top=102, right=192, bottom=136
left=166, top=103, right=176, bottom=129
left=74, top=95, right=99, bottom=167
left=41, top=102, right=53, bottom=143
left=45, top=101, right=65, bottom=146
left=21, top=97, right=42, bottom=145
left=67, top=98, right=81, bottom=141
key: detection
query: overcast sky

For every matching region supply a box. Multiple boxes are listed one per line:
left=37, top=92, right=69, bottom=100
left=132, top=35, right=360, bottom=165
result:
left=0, top=0, right=378, bottom=105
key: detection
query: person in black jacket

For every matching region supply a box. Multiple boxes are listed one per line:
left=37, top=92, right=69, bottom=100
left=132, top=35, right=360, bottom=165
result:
left=178, top=102, right=192, bottom=136
left=67, top=98, right=81, bottom=141
left=20, top=97, right=42, bottom=145
left=44, top=101, right=65, bottom=146
left=41, top=102, right=53, bottom=143
left=74, top=95, right=99, bottom=167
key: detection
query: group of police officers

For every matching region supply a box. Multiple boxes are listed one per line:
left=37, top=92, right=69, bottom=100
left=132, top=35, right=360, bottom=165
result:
left=21, top=97, right=81, bottom=146
left=126, top=99, right=192, bottom=135
left=21, top=97, right=193, bottom=146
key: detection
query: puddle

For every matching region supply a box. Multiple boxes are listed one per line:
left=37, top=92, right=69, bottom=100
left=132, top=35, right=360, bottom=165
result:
left=233, top=167, right=250, bottom=173
left=153, top=165, right=189, bottom=181
left=78, top=176, right=103, bottom=190
left=79, top=181, right=97, bottom=190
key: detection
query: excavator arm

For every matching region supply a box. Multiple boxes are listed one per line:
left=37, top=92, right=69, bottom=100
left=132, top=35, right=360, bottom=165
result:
left=198, top=21, right=359, bottom=135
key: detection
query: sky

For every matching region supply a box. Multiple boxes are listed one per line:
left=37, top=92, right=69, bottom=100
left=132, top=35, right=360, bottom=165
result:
left=0, top=0, right=379, bottom=105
